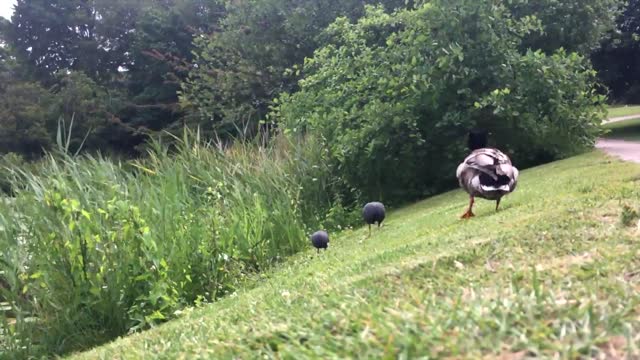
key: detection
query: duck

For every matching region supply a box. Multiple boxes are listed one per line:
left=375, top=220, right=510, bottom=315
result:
left=456, top=129, right=519, bottom=219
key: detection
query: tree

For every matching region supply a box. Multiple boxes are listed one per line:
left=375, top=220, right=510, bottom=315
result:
left=0, top=82, right=55, bottom=157
left=6, top=0, right=225, bottom=155
left=275, top=2, right=605, bottom=203
left=9, top=0, right=141, bottom=84
left=592, top=0, right=640, bottom=103
left=180, top=0, right=411, bottom=138
left=620, top=0, right=640, bottom=33
left=123, top=0, right=225, bottom=135
left=507, top=0, right=622, bottom=55
left=50, top=71, right=124, bottom=152
left=0, top=17, right=54, bottom=157
left=0, top=18, right=14, bottom=89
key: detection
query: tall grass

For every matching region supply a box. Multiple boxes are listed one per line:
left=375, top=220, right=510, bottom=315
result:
left=0, top=131, right=353, bottom=358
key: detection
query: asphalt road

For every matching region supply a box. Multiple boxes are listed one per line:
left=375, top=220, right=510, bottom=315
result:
left=596, top=138, right=640, bottom=163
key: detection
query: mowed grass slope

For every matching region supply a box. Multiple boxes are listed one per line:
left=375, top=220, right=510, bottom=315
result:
left=71, top=152, right=640, bottom=359
left=607, top=105, right=640, bottom=119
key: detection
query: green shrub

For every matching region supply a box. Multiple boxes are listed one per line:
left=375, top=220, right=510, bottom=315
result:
left=275, top=2, right=606, bottom=204
left=0, top=132, right=338, bottom=358
left=476, top=50, right=606, bottom=164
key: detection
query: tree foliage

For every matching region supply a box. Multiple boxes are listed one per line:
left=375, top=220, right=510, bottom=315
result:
left=51, top=71, right=123, bottom=152
left=0, top=0, right=624, bottom=159
left=9, top=0, right=141, bottom=83
left=180, top=0, right=410, bottom=137
left=123, top=0, right=225, bottom=134
left=507, top=0, right=622, bottom=55
left=592, top=0, right=640, bottom=103
left=0, top=21, right=53, bottom=157
left=0, top=81, right=55, bottom=157
left=275, top=2, right=606, bottom=203
left=6, top=0, right=225, bottom=154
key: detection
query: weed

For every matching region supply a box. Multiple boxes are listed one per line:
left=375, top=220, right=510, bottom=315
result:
left=620, top=203, right=639, bottom=227
left=0, top=131, right=347, bottom=358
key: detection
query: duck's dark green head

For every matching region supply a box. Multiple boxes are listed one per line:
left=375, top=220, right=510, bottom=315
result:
left=468, top=129, right=488, bottom=151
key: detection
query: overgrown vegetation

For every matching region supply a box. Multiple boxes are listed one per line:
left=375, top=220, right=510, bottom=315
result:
left=0, top=0, right=628, bottom=157
left=0, top=0, right=636, bottom=358
left=276, top=2, right=606, bottom=203
left=0, top=0, right=224, bottom=156
left=507, top=0, right=621, bottom=55
left=69, top=152, right=640, bottom=359
left=0, top=131, right=353, bottom=358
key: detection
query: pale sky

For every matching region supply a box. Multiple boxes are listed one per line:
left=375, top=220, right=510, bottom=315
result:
left=0, top=0, right=16, bottom=20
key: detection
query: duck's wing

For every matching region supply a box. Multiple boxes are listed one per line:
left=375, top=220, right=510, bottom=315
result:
left=462, top=148, right=501, bottom=180
left=467, top=148, right=517, bottom=177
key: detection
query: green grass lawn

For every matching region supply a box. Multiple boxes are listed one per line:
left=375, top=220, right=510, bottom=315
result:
left=607, top=105, right=640, bottom=119
left=69, top=152, right=640, bottom=359
left=603, top=118, right=640, bottom=142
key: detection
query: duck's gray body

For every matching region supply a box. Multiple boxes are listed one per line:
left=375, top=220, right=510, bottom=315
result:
left=456, top=146, right=519, bottom=219
left=456, top=147, right=519, bottom=201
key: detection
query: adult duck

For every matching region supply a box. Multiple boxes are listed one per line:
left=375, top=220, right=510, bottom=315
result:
left=456, top=129, right=519, bottom=219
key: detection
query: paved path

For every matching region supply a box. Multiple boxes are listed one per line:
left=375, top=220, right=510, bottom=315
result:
left=596, top=138, right=640, bottom=163
left=596, top=112, right=640, bottom=163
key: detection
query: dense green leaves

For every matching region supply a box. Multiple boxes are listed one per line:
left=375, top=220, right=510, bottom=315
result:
left=9, top=0, right=140, bottom=83
left=51, top=71, right=123, bottom=152
left=276, top=2, right=606, bottom=203
left=476, top=50, right=606, bottom=161
left=0, top=0, right=625, bottom=157
left=0, top=81, right=55, bottom=156
left=592, top=0, right=640, bottom=103
left=0, top=134, right=319, bottom=357
left=124, top=0, right=225, bottom=135
left=3, top=0, right=227, bottom=155
left=180, top=0, right=410, bottom=138
left=507, top=0, right=622, bottom=55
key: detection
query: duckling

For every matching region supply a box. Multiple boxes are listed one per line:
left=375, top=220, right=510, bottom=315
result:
left=363, top=202, right=386, bottom=236
left=456, top=129, right=519, bottom=219
left=310, top=230, right=329, bottom=253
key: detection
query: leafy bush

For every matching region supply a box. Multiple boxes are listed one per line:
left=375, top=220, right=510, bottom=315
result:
left=0, top=70, right=125, bottom=159
left=476, top=50, right=606, bottom=164
left=275, top=2, right=606, bottom=204
left=0, top=132, right=341, bottom=358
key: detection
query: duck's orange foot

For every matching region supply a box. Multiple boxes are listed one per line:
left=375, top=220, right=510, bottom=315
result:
left=460, top=211, right=475, bottom=219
